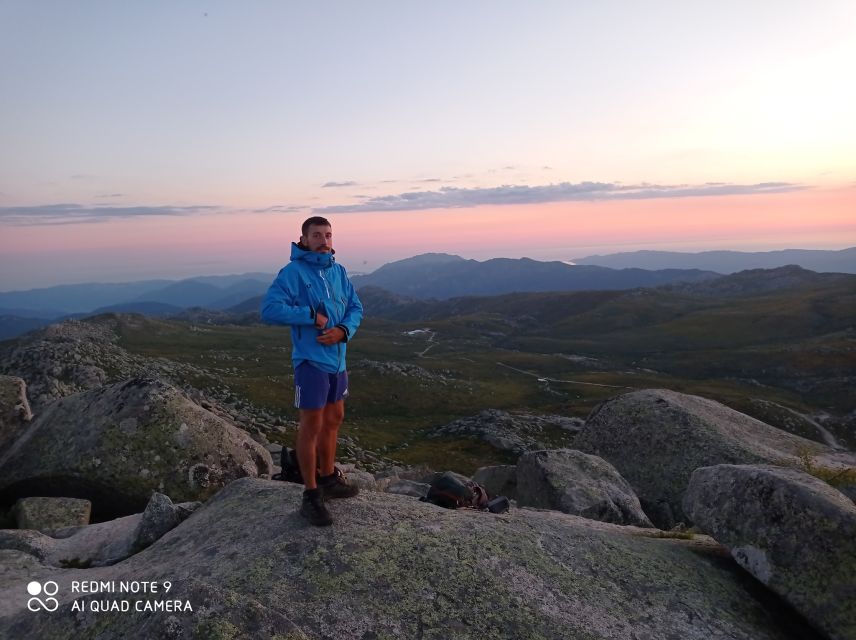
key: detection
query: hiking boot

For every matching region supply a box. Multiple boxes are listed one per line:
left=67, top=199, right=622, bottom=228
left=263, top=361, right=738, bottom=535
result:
left=319, top=470, right=359, bottom=500
left=300, top=488, right=333, bottom=526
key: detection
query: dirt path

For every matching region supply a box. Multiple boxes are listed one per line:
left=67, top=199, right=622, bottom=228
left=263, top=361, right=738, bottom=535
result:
left=415, top=330, right=437, bottom=357
left=496, top=362, right=631, bottom=389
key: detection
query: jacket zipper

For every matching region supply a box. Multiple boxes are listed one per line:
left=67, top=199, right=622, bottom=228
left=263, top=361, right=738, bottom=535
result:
left=316, top=267, right=344, bottom=370
left=319, top=269, right=332, bottom=298
left=335, top=289, right=344, bottom=370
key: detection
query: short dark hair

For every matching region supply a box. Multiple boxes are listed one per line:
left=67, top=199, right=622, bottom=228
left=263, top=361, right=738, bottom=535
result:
left=301, top=216, right=331, bottom=237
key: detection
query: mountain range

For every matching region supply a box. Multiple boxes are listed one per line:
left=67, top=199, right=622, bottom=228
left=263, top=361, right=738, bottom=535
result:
left=348, top=253, right=718, bottom=298
left=0, top=272, right=274, bottom=315
left=0, top=256, right=715, bottom=335
left=2, top=248, right=854, bottom=341
left=573, top=246, right=856, bottom=273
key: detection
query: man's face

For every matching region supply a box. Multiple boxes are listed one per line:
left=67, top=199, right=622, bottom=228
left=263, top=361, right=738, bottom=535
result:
left=301, top=224, right=333, bottom=253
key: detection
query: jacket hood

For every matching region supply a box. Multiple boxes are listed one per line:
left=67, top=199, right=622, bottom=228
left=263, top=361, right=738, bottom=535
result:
left=290, top=242, right=336, bottom=268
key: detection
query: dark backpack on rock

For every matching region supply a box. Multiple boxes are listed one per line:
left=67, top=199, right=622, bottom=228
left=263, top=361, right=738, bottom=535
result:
left=272, top=447, right=304, bottom=484
left=272, top=447, right=346, bottom=485
left=421, top=471, right=507, bottom=511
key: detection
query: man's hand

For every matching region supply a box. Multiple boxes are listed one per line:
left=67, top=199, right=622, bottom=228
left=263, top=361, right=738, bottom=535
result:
left=316, top=327, right=346, bottom=345
left=314, top=311, right=328, bottom=330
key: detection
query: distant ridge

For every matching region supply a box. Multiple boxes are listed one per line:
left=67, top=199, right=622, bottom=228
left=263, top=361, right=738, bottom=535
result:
left=573, top=247, right=856, bottom=274
left=350, top=253, right=718, bottom=299
left=662, top=264, right=856, bottom=297
left=87, top=301, right=184, bottom=317
left=0, top=273, right=275, bottom=315
left=0, top=280, right=174, bottom=314
left=130, top=280, right=225, bottom=308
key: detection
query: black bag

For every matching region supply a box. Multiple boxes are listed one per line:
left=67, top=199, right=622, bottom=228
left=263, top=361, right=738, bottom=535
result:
left=272, top=447, right=303, bottom=484
left=486, top=495, right=510, bottom=513
left=272, top=447, right=344, bottom=485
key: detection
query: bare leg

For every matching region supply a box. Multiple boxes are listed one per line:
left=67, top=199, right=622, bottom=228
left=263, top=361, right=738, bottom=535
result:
left=317, top=400, right=345, bottom=477
left=296, top=408, right=324, bottom=490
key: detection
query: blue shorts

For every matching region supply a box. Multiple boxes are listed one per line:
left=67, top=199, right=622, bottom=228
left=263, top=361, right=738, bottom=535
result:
left=294, top=361, right=349, bottom=409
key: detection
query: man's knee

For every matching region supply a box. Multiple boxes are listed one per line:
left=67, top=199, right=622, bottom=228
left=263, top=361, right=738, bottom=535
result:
left=298, top=408, right=325, bottom=436
left=323, top=402, right=345, bottom=428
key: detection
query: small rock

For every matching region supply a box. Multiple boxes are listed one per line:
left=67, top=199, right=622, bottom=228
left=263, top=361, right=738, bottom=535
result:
left=133, top=493, right=180, bottom=551
left=13, top=497, right=91, bottom=533
left=338, top=466, right=377, bottom=491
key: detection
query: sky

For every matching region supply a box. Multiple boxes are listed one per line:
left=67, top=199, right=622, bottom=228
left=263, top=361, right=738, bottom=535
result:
left=1, top=1, right=855, bottom=290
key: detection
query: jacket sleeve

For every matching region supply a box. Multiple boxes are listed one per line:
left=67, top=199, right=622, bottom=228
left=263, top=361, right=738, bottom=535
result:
left=336, top=266, right=363, bottom=341
left=259, top=268, right=315, bottom=326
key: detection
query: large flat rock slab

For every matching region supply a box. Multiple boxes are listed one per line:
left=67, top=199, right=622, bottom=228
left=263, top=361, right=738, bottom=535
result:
left=0, top=478, right=824, bottom=639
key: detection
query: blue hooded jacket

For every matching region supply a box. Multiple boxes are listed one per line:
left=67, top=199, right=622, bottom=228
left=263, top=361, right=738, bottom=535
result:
left=260, top=243, right=363, bottom=373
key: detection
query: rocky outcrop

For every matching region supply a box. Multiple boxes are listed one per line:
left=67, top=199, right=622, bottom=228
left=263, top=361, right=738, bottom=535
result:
left=0, top=378, right=272, bottom=519
left=516, top=450, right=653, bottom=527
left=575, top=389, right=855, bottom=528
left=354, top=358, right=453, bottom=384
left=429, top=409, right=581, bottom=454
left=12, top=498, right=91, bottom=533
left=0, top=376, right=32, bottom=454
left=684, top=464, right=856, bottom=640
left=0, top=319, right=128, bottom=412
left=0, top=493, right=200, bottom=568
left=0, top=478, right=824, bottom=639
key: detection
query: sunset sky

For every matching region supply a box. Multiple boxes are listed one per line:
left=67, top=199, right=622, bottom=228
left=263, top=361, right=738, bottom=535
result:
left=1, top=1, right=855, bottom=290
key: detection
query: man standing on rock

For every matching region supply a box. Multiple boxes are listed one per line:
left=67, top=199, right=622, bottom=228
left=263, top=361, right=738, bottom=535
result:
left=261, top=216, right=363, bottom=526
